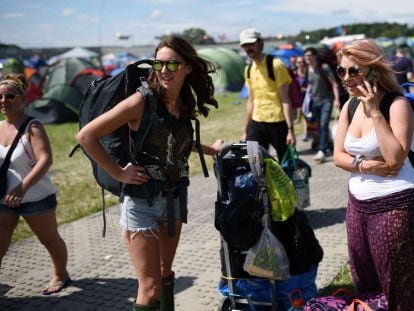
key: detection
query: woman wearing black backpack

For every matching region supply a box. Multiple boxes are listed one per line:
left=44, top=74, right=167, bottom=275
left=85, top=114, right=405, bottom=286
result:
left=333, top=39, right=414, bottom=310
left=77, top=36, right=222, bottom=311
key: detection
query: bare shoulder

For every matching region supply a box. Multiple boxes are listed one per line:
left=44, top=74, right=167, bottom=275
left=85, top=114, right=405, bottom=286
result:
left=391, top=95, right=412, bottom=112
left=27, top=118, right=46, bottom=134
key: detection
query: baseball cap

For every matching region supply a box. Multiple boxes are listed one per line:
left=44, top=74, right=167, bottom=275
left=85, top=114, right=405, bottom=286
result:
left=239, top=28, right=261, bottom=46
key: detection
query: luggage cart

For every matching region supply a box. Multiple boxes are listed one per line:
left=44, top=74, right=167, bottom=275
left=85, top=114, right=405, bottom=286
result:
left=214, top=141, right=284, bottom=311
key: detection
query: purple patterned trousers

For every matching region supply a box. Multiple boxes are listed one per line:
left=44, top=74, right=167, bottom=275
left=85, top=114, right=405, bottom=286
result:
left=347, top=188, right=414, bottom=311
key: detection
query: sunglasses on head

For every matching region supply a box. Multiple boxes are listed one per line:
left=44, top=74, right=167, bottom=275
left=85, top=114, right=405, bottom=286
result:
left=0, top=93, right=18, bottom=101
left=152, top=60, right=182, bottom=72
left=336, top=66, right=361, bottom=79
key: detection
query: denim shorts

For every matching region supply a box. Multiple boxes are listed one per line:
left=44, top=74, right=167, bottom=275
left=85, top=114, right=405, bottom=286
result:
left=0, top=194, right=57, bottom=216
left=120, top=194, right=187, bottom=233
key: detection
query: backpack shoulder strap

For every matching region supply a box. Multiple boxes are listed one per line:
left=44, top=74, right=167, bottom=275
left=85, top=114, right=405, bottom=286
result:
left=247, top=54, right=275, bottom=82
left=0, top=117, right=33, bottom=171
left=134, top=81, right=158, bottom=153
left=266, top=54, right=275, bottom=81
left=347, top=97, right=360, bottom=123
left=247, top=140, right=264, bottom=185
left=193, top=118, right=209, bottom=177
left=378, top=92, right=401, bottom=122
left=247, top=62, right=252, bottom=80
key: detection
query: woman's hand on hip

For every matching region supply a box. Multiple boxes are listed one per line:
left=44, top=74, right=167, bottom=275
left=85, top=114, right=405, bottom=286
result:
left=121, top=163, right=150, bottom=184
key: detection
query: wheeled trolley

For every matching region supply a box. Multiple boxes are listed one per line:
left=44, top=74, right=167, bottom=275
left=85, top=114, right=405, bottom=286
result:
left=214, top=141, right=283, bottom=311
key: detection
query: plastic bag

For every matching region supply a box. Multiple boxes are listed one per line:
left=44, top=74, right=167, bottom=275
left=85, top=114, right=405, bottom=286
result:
left=243, top=227, right=290, bottom=280
left=281, top=145, right=311, bottom=210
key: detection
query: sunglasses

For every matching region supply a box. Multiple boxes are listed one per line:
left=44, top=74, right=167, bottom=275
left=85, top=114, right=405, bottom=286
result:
left=152, top=60, right=182, bottom=72
left=336, top=66, right=361, bottom=79
left=0, top=93, right=18, bottom=101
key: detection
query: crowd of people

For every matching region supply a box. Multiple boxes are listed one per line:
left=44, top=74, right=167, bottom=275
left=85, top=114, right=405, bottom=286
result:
left=1, top=31, right=414, bottom=310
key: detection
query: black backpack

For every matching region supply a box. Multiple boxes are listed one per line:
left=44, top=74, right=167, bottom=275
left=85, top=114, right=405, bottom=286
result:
left=70, top=59, right=208, bottom=236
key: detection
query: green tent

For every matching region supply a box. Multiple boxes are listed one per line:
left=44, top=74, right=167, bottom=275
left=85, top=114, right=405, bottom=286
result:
left=198, top=47, right=245, bottom=92
left=26, top=58, right=101, bottom=124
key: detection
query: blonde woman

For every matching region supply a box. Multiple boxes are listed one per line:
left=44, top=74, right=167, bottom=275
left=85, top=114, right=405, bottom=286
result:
left=334, top=39, right=414, bottom=309
left=0, top=73, right=70, bottom=295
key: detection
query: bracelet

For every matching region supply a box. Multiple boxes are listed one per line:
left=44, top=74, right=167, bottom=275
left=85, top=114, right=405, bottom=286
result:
left=358, top=160, right=365, bottom=173
left=352, top=154, right=364, bottom=168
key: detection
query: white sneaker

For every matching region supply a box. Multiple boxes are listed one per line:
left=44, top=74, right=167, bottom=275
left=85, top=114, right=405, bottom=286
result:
left=313, top=150, right=326, bottom=162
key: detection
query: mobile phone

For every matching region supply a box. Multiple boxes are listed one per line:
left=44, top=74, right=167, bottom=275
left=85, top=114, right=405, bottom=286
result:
left=366, top=68, right=379, bottom=85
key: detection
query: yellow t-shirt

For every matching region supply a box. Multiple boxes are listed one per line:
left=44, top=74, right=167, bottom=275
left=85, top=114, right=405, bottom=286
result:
left=245, top=56, right=291, bottom=123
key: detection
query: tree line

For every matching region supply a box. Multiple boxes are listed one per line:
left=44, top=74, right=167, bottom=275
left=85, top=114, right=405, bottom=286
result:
left=163, top=23, right=414, bottom=45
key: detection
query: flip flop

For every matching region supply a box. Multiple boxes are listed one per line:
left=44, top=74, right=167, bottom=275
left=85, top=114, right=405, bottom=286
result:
left=41, top=278, right=71, bottom=295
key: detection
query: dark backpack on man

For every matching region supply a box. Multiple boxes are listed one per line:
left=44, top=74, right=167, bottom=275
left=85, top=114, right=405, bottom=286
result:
left=70, top=59, right=208, bottom=236
left=247, top=54, right=303, bottom=109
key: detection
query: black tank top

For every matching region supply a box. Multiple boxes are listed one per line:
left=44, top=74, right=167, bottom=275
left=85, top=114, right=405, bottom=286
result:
left=129, top=101, right=193, bottom=182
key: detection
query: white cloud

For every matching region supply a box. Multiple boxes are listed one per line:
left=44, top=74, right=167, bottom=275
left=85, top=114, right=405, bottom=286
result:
left=150, top=9, right=163, bottom=18
left=62, top=7, right=77, bottom=16
left=4, top=12, right=24, bottom=18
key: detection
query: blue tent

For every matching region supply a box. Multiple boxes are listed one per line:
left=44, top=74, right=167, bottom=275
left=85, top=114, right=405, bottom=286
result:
left=270, top=49, right=304, bottom=67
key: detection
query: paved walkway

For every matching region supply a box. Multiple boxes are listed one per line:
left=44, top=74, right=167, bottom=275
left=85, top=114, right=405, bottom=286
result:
left=0, top=142, right=350, bottom=310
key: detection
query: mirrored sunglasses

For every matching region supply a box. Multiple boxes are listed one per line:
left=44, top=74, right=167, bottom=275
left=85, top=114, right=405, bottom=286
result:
left=0, top=93, right=18, bottom=101
left=152, top=60, right=182, bottom=72
left=336, top=66, right=361, bottom=79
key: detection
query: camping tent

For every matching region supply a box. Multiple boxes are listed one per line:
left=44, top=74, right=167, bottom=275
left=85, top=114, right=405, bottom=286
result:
left=48, top=47, right=100, bottom=65
left=197, top=47, right=245, bottom=92
left=26, top=58, right=104, bottom=124
left=270, top=48, right=304, bottom=67
left=57, top=47, right=99, bottom=60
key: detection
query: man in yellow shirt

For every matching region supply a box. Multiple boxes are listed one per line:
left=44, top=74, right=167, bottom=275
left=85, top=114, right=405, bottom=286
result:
left=240, top=28, right=296, bottom=161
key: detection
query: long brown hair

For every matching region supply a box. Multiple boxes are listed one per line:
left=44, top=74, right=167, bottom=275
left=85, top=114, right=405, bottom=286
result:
left=337, top=39, right=403, bottom=93
left=148, top=36, right=218, bottom=118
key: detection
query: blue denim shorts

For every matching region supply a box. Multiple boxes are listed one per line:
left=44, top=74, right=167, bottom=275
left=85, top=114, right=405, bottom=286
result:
left=0, top=194, right=57, bottom=216
left=120, top=194, right=187, bottom=233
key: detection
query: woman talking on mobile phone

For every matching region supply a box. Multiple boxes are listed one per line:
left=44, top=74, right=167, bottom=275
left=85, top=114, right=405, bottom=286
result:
left=333, top=39, right=414, bottom=310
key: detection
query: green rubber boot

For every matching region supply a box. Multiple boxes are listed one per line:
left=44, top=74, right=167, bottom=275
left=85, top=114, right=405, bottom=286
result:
left=160, top=272, right=175, bottom=311
left=132, top=301, right=160, bottom=311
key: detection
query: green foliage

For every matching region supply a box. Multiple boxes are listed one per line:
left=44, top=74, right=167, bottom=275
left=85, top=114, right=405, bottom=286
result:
left=294, top=22, right=414, bottom=43
left=156, top=27, right=216, bottom=45
left=182, top=27, right=215, bottom=45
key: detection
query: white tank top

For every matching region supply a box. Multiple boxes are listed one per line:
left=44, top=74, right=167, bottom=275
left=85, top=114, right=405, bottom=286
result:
left=0, top=119, right=57, bottom=204
left=344, top=127, right=414, bottom=200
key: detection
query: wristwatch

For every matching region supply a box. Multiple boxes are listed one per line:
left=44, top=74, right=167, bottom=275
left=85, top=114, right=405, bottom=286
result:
left=352, top=154, right=364, bottom=168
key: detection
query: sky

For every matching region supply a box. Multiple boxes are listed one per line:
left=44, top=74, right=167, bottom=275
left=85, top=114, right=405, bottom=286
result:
left=1, top=0, right=414, bottom=49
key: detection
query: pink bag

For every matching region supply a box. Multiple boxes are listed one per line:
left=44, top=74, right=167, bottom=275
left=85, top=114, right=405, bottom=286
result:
left=304, top=288, right=388, bottom=311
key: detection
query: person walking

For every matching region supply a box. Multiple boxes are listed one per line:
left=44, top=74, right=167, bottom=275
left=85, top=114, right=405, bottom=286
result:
left=77, top=36, right=222, bottom=311
left=304, top=47, right=340, bottom=162
left=333, top=39, right=414, bottom=310
left=294, top=56, right=310, bottom=142
left=389, top=43, right=413, bottom=91
left=0, top=73, right=70, bottom=295
left=239, top=28, right=296, bottom=161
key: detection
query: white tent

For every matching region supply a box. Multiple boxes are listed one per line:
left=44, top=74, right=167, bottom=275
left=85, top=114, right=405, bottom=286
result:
left=320, top=34, right=366, bottom=46
left=48, top=47, right=100, bottom=65
left=57, top=47, right=99, bottom=60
